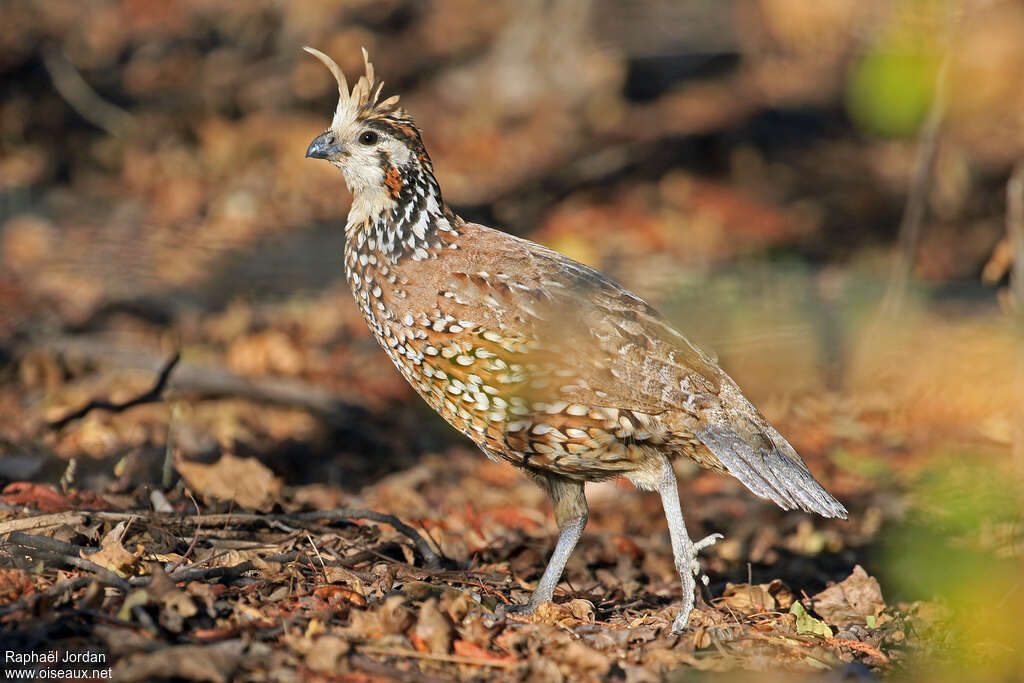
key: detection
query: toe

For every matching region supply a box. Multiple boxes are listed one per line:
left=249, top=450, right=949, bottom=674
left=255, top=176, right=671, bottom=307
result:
left=693, top=533, right=724, bottom=551
left=503, top=601, right=538, bottom=616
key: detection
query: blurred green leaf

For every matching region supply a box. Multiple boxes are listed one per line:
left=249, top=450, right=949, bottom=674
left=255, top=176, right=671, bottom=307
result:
left=791, top=601, right=833, bottom=638
left=846, top=50, right=939, bottom=138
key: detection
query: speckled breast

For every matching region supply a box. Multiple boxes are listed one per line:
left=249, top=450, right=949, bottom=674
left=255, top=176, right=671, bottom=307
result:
left=344, top=243, right=673, bottom=480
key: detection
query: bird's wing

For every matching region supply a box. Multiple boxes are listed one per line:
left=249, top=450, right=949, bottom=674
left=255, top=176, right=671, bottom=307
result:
left=443, top=225, right=847, bottom=518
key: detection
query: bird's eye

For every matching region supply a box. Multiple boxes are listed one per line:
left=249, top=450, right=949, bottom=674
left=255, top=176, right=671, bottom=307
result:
left=358, top=131, right=379, bottom=145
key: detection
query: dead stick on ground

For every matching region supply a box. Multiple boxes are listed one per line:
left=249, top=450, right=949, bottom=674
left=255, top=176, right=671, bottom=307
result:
left=0, top=507, right=442, bottom=570
left=0, top=511, right=87, bottom=535
left=36, top=336, right=364, bottom=426
left=166, top=493, right=201, bottom=576
left=356, top=645, right=515, bottom=669
left=288, top=509, right=443, bottom=570
left=350, top=654, right=447, bottom=683
left=8, top=532, right=131, bottom=592
left=47, top=352, right=181, bottom=430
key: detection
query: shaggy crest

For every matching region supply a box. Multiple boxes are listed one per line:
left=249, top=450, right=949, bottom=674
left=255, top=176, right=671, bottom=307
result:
left=303, top=46, right=401, bottom=128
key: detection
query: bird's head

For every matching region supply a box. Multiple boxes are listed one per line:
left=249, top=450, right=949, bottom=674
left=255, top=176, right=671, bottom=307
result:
left=304, top=48, right=436, bottom=209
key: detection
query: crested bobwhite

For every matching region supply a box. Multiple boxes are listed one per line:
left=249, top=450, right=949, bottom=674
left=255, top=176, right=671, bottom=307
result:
left=303, top=47, right=847, bottom=633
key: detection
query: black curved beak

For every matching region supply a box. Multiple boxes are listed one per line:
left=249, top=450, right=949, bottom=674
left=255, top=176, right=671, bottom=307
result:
left=306, top=131, right=342, bottom=159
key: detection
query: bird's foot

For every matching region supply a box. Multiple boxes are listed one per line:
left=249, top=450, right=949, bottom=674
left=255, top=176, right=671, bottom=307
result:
left=669, top=533, right=724, bottom=635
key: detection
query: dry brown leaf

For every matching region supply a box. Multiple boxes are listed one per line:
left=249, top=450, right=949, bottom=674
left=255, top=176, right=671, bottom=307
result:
left=84, top=522, right=144, bottom=578
left=346, top=595, right=413, bottom=638
left=147, top=564, right=198, bottom=632
left=176, top=453, right=282, bottom=510
left=0, top=569, right=35, bottom=605
left=113, top=640, right=252, bottom=683
left=811, top=565, right=885, bottom=626
left=521, top=601, right=578, bottom=629
left=304, top=635, right=351, bottom=672
left=719, top=579, right=794, bottom=615
left=564, top=598, right=596, bottom=623
left=1, top=482, right=73, bottom=512
left=558, top=641, right=611, bottom=677
left=411, top=598, right=453, bottom=655
left=452, top=639, right=515, bottom=664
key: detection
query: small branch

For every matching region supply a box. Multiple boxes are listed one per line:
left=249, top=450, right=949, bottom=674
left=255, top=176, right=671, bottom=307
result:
left=1, top=507, right=443, bottom=571
left=35, top=337, right=364, bottom=427
left=6, top=530, right=84, bottom=556
left=166, top=493, right=201, bottom=576
left=42, top=47, right=136, bottom=137
left=350, top=654, right=449, bottom=683
left=288, top=509, right=443, bottom=570
left=880, top=52, right=949, bottom=316
left=48, top=352, right=181, bottom=430
left=8, top=532, right=132, bottom=593
left=0, top=511, right=87, bottom=535
left=355, top=645, right=515, bottom=669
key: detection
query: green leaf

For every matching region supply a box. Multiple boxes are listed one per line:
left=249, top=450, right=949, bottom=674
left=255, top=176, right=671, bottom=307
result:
left=791, top=601, right=833, bottom=638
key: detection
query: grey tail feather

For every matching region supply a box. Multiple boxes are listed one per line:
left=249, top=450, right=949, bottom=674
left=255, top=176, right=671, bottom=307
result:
left=697, top=423, right=848, bottom=520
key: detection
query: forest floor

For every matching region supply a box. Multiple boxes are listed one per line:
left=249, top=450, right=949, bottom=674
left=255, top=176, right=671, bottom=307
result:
left=1, top=278, right=1021, bottom=682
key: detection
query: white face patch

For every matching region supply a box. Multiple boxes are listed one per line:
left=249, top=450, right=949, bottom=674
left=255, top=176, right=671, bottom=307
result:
left=329, top=124, right=408, bottom=196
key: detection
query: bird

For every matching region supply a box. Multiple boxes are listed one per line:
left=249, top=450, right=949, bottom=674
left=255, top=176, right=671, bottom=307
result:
left=302, top=47, right=847, bottom=634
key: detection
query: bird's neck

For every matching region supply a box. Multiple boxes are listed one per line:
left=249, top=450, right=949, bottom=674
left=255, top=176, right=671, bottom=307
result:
left=345, top=161, right=459, bottom=264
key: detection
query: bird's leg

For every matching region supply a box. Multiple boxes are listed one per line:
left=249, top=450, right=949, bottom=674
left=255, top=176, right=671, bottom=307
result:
left=656, top=459, right=723, bottom=634
left=506, top=475, right=588, bottom=614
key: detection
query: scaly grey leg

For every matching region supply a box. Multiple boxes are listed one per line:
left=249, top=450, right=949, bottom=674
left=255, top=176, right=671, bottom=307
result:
left=656, top=459, right=723, bottom=634
left=507, top=475, right=588, bottom=613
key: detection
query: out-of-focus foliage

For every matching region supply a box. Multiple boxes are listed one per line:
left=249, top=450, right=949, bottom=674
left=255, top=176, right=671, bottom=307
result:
left=882, top=456, right=1024, bottom=680
left=845, top=0, right=944, bottom=138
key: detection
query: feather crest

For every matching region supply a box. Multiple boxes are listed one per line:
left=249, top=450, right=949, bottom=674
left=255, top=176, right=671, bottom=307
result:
left=303, top=46, right=400, bottom=129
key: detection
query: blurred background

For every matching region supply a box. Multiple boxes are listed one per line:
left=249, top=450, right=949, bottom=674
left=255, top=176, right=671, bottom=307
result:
left=1, top=0, right=1023, bottom=677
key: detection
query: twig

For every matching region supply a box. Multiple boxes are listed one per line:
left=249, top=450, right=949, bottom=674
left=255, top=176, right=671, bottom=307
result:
left=0, top=511, right=87, bottom=535
left=162, top=561, right=255, bottom=585
left=35, top=337, right=364, bottom=426
left=350, top=654, right=448, bottom=683
left=8, top=534, right=131, bottom=593
left=0, top=508, right=443, bottom=570
left=167, top=493, right=201, bottom=576
left=879, top=50, right=950, bottom=316
left=42, top=47, right=136, bottom=137
left=306, top=534, right=329, bottom=583
left=6, top=530, right=85, bottom=556
left=356, top=645, right=515, bottom=669
left=289, top=510, right=443, bottom=570
left=48, top=352, right=181, bottom=430
left=825, top=636, right=890, bottom=664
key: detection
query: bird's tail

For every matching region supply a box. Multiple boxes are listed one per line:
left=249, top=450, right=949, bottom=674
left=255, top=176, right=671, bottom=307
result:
left=697, top=414, right=847, bottom=520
